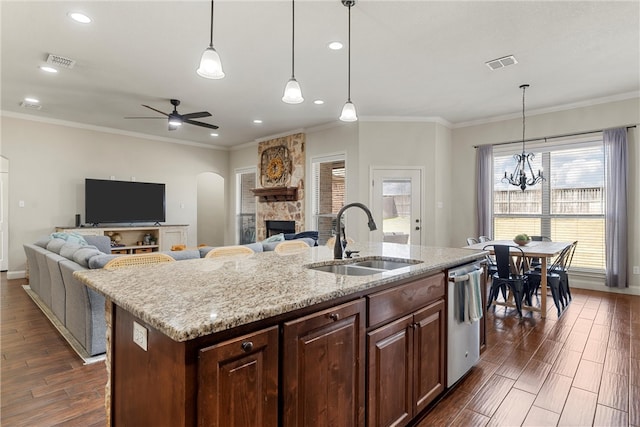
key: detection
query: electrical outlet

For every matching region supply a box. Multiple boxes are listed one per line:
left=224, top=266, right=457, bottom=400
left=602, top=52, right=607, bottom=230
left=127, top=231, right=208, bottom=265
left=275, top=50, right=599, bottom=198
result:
left=633, top=266, right=640, bottom=275
left=133, top=321, right=148, bottom=351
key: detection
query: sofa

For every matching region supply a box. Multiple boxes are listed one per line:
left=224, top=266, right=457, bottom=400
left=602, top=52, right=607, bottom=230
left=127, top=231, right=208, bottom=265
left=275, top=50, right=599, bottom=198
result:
left=23, top=231, right=318, bottom=357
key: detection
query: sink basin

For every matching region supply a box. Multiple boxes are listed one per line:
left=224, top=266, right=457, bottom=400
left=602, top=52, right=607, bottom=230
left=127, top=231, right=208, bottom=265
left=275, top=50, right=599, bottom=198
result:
left=352, top=259, right=417, bottom=270
left=309, top=264, right=385, bottom=276
left=306, top=258, right=423, bottom=276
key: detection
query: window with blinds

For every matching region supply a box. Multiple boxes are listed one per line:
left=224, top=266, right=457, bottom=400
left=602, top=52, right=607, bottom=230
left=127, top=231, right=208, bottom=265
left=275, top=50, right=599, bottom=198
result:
left=493, top=138, right=605, bottom=271
left=236, top=168, right=256, bottom=244
left=311, top=154, right=346, bottom=245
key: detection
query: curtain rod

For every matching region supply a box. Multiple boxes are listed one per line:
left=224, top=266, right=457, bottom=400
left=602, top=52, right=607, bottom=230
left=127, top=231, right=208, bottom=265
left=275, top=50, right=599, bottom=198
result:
left=473, top=124, right=637, bottom=149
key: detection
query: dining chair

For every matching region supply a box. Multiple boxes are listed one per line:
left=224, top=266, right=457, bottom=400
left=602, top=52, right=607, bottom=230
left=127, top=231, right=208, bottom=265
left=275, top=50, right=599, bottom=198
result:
left=205, top=245, right=254, bottom=259
left=525, top=244, right=571, bottom=317
left=274, top=240, right=310, bottom=254
left=104, top=252, right=175, bottom=269
left=484, top=244, right=529, bottom=318
left=466, top=237, right=479, bottom=245
left=551, top=240, right=577, bottom=305
left=326, top=236, right=354, bottom=247
left=478, top=236, right=491, bottom=243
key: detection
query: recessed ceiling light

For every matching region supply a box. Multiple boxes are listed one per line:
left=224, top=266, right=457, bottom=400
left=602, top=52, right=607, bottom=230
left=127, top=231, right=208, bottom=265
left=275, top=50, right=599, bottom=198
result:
left=328, top=41, right=343, bottom=50
left=24, top=97, right=40, bottom=103
left=253, top=119, right=263, bottom=124
left=39, top=66, right=58, bottom=73
left=68, top=12, right=92, bottom=24
left=210, top=132, right=219, bottom=137
left=313, top=100, right=324, bottom=105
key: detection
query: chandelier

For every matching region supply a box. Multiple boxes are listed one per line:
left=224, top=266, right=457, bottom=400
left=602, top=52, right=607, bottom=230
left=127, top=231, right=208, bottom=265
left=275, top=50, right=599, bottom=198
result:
left=502, top=84, right=544, bottom=191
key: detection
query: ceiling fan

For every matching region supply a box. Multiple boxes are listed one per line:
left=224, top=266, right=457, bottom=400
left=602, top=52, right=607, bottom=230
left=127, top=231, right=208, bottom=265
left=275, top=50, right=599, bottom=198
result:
left=126, top=99, right=219, bottom=131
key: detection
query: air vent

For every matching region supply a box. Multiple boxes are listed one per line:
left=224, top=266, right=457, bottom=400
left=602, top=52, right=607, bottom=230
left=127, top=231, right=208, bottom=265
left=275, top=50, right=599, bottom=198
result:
left=47, top=53, right=76, bottom=69
left=485, top=55, right=518, bottom=70
left=20, top=101, right=42, bottom=110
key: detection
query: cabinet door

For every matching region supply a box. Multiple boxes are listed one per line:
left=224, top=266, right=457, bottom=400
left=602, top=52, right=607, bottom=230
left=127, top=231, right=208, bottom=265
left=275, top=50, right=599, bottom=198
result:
left=413, top=299, right=445, bottom=413
left=283, top=299, right=366, bottom=427
left=367, top=315, right=414, bottom=427
left=159, top=227, right=187, bottom=251
left=198, top=326, right=278, bottom=427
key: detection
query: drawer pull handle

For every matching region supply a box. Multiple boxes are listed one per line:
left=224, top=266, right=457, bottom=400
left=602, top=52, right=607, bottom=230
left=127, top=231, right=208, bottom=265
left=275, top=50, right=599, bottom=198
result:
left=241, top=341, right=254, bottom=352
left=329, top=313, right=340, bottom=321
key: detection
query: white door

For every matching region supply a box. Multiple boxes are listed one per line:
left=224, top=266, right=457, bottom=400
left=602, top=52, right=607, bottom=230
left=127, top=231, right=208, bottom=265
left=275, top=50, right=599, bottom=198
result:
left=371, top=168, right=422, bottom=245
left=1, top=168, right=8, bottom=271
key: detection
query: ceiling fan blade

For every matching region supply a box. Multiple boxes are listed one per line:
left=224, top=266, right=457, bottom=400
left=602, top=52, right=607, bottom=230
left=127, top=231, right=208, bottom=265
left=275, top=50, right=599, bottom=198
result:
left=181, top=111, right=211, bottom=120
left=142, top=104, right=169, bottom=116
left=124, top=116, right=166, bottom=119
left=184, top=119, right=219, bottom=130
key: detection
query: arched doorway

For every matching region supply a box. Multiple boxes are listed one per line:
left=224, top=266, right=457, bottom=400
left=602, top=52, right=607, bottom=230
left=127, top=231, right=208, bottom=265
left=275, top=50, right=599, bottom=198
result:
left=197, top=172, right=225, bottom=247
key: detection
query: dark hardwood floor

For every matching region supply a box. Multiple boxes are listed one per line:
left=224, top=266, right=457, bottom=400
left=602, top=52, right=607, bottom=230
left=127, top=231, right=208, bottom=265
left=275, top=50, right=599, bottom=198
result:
left=2, top=272, right=639, bottom=426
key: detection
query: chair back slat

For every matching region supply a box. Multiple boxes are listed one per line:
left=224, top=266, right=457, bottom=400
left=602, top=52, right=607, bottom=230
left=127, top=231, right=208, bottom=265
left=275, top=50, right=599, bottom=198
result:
left=467, top=237, right=479, bottom=245
left=484, top=244, right=525, bottom=279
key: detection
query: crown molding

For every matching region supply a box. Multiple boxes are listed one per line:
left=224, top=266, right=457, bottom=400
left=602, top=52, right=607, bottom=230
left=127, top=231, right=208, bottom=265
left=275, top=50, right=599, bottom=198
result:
left=453, top=91, right=640, bottom=129
left=360, top=115, right=453, bottom=128
left=0, top=111, right=229, bottom=151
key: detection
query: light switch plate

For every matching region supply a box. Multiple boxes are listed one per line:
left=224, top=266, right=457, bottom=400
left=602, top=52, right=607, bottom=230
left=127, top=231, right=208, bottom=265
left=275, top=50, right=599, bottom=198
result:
left=133, top=321, right=148, bottom=351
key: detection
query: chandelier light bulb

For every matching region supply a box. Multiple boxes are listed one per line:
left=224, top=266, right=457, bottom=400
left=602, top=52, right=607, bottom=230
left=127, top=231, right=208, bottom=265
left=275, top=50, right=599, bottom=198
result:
left=197, top=46, right=225, bottom=79
left=282, top=78, right=304, bottom=104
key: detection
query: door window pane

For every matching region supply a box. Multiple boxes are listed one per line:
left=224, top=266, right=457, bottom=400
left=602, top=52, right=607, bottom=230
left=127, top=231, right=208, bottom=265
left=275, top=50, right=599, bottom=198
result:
left=382, top=179, right=411, bottom=244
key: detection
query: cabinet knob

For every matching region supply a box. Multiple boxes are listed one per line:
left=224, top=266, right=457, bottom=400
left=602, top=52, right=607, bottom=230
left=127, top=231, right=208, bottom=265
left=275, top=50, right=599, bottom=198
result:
left=241, top=341, right=254, bottom=352
left=329, top=313, right=340, bottom=321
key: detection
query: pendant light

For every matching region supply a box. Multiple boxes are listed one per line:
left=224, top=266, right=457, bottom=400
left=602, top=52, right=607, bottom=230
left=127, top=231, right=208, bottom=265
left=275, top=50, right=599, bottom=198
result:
left=339, top=0, right=357, bottom=122
left=197, top=0, right=225, bottom=79
left=502, top=84, right=544, bottom=191
left=282, top=0, right=303, bottom=104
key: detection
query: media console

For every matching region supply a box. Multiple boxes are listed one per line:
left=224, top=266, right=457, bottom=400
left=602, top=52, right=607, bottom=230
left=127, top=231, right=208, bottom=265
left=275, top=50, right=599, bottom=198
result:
left=55, top=225, right=188, bottom=254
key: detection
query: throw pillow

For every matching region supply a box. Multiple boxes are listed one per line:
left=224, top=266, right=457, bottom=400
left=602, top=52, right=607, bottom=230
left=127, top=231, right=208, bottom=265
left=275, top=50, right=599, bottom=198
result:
left=72, top=246, right=103, bottom=267
left=262, top=233, right=285, bottom=244
left=51, top=231, right=88, bottom=246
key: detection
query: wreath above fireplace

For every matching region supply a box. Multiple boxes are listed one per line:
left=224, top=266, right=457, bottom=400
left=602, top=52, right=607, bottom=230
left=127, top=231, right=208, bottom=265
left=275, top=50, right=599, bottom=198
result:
left=260, top=145, right=290, bottom=187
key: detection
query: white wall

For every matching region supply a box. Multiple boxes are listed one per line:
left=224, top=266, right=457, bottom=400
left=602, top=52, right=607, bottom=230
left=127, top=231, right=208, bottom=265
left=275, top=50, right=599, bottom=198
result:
left=197, top=172, right=225, bottom=246
left=2, top=115, right=228, bottom=274
left=451, top=97, right=640, bottom=293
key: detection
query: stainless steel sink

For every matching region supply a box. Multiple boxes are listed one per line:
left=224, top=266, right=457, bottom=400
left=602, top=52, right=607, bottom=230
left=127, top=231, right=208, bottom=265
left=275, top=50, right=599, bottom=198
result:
left=309, top=264, right=385, bottom=276
left=352, top=259, right=417, bottom=270
left=306, top=258, right=422, bottom=276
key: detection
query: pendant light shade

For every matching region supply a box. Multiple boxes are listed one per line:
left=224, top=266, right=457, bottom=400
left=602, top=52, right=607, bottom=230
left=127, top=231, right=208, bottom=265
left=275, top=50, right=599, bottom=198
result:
left=282, top=0, right=303, bottom=103
left=283, top=78, right=304, bottom=104
left=340, top=0, right=357, bottom=122
left=340, top=101, right=357, bottom=122
left=197, top=0, right=225, bottom=79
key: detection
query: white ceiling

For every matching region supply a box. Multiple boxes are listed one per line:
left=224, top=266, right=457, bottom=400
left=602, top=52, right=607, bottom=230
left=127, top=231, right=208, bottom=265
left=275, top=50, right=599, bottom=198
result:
left=2, top=1, right=639, bottom=149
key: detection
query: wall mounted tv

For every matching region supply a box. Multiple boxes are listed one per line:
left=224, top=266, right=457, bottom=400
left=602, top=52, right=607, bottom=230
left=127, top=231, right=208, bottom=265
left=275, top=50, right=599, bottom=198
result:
left=85, top=178, right=166, bottom=225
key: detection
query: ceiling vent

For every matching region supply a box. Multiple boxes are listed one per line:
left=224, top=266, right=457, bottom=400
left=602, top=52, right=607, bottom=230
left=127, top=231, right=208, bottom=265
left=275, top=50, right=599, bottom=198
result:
left=47, top=53, right=76, bottom=69
left=485, top=55, right=518, bottom=70
left=20, top=101, right=42, bottom=110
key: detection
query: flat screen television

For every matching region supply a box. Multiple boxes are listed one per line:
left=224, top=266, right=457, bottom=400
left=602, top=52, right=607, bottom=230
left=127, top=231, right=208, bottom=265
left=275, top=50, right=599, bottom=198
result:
left=85, top=178, right=166, bottom=225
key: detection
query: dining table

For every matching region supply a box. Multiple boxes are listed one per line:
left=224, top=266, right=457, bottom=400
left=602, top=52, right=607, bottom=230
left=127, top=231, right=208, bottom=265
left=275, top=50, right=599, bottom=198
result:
left=464, top=239, right=573, bottom=319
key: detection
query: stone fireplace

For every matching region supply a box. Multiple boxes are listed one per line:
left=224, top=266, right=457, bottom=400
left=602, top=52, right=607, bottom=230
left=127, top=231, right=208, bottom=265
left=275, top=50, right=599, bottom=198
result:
left=265, top=220, right=296, bottom=237
left=254, top=133, right=305, bottom=240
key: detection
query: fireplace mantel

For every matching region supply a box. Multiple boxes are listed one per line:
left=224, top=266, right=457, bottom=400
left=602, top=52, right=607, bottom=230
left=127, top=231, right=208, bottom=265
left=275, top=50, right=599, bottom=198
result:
left=251, top=187, right=298, bottom=202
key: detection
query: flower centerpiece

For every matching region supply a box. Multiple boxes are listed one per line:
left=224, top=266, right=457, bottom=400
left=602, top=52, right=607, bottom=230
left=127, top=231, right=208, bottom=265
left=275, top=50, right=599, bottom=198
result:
left=513, top=233, right=531, bottom=246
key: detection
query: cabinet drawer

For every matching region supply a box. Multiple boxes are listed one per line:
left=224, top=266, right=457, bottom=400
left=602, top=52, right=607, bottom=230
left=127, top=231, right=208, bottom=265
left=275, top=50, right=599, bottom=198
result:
left=134, top=248, right=153, bottom=254
left=368, top=273, right=444, bottom=327
left=111, top=249, right=128, bottom=254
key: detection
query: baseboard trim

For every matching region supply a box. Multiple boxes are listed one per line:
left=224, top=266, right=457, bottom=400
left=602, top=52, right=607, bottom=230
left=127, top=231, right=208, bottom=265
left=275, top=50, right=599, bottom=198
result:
left=7, top=270, right=26, bottom=280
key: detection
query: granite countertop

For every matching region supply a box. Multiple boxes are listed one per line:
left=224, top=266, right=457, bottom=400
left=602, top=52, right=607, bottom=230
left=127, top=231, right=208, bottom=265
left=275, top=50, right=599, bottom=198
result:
left=74, top=243, right=485, bottom=342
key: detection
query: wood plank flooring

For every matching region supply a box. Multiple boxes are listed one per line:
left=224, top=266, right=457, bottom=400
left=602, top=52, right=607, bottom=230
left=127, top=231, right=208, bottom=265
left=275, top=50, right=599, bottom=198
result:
left=2, top=273, right=639, bottom=426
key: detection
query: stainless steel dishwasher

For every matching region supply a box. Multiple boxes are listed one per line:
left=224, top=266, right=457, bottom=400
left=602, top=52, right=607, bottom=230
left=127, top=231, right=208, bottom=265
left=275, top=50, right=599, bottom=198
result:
left=447, top=262, right=483, bottom=387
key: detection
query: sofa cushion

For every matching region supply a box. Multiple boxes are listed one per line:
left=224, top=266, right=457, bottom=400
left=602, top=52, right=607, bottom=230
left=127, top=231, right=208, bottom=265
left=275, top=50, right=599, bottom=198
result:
left=34, top=235, right=52, bottom=248
left=161, top=250, right=201, bottom=261
left=84, top=235, right=112, bottom=254
left=284, top=231, right=319, bottom=246
left=46, top=238, right=67, bottom=254
left=60, top=242, right=83, bottom=259
left=88, top=254, right=121, bottom=269
left=72, top=246, right=103, bottom=267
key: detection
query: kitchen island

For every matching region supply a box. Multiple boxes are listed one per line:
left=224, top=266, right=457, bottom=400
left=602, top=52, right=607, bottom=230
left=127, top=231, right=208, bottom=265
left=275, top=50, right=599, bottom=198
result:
left=74, top=242, right=486, bottom=427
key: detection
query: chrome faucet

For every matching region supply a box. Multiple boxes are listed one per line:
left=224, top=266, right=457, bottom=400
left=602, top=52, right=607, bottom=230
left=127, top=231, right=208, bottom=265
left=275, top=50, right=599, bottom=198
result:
left=333, top=202, right=377, bottom=259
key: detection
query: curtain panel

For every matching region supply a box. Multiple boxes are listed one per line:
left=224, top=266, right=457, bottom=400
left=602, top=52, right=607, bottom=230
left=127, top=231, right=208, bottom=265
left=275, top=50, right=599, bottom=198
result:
left=603, top=127, right=628, bottom=288
left=476, top=145, right=493, bottom=239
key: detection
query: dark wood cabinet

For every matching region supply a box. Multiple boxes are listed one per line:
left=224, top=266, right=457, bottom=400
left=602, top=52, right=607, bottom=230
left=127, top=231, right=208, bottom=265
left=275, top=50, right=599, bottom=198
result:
left=282, top=299, right=366, bottom=427
left=198, top=326, right=279, bottom=427
left=366, top=273, right=446, bottom=427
